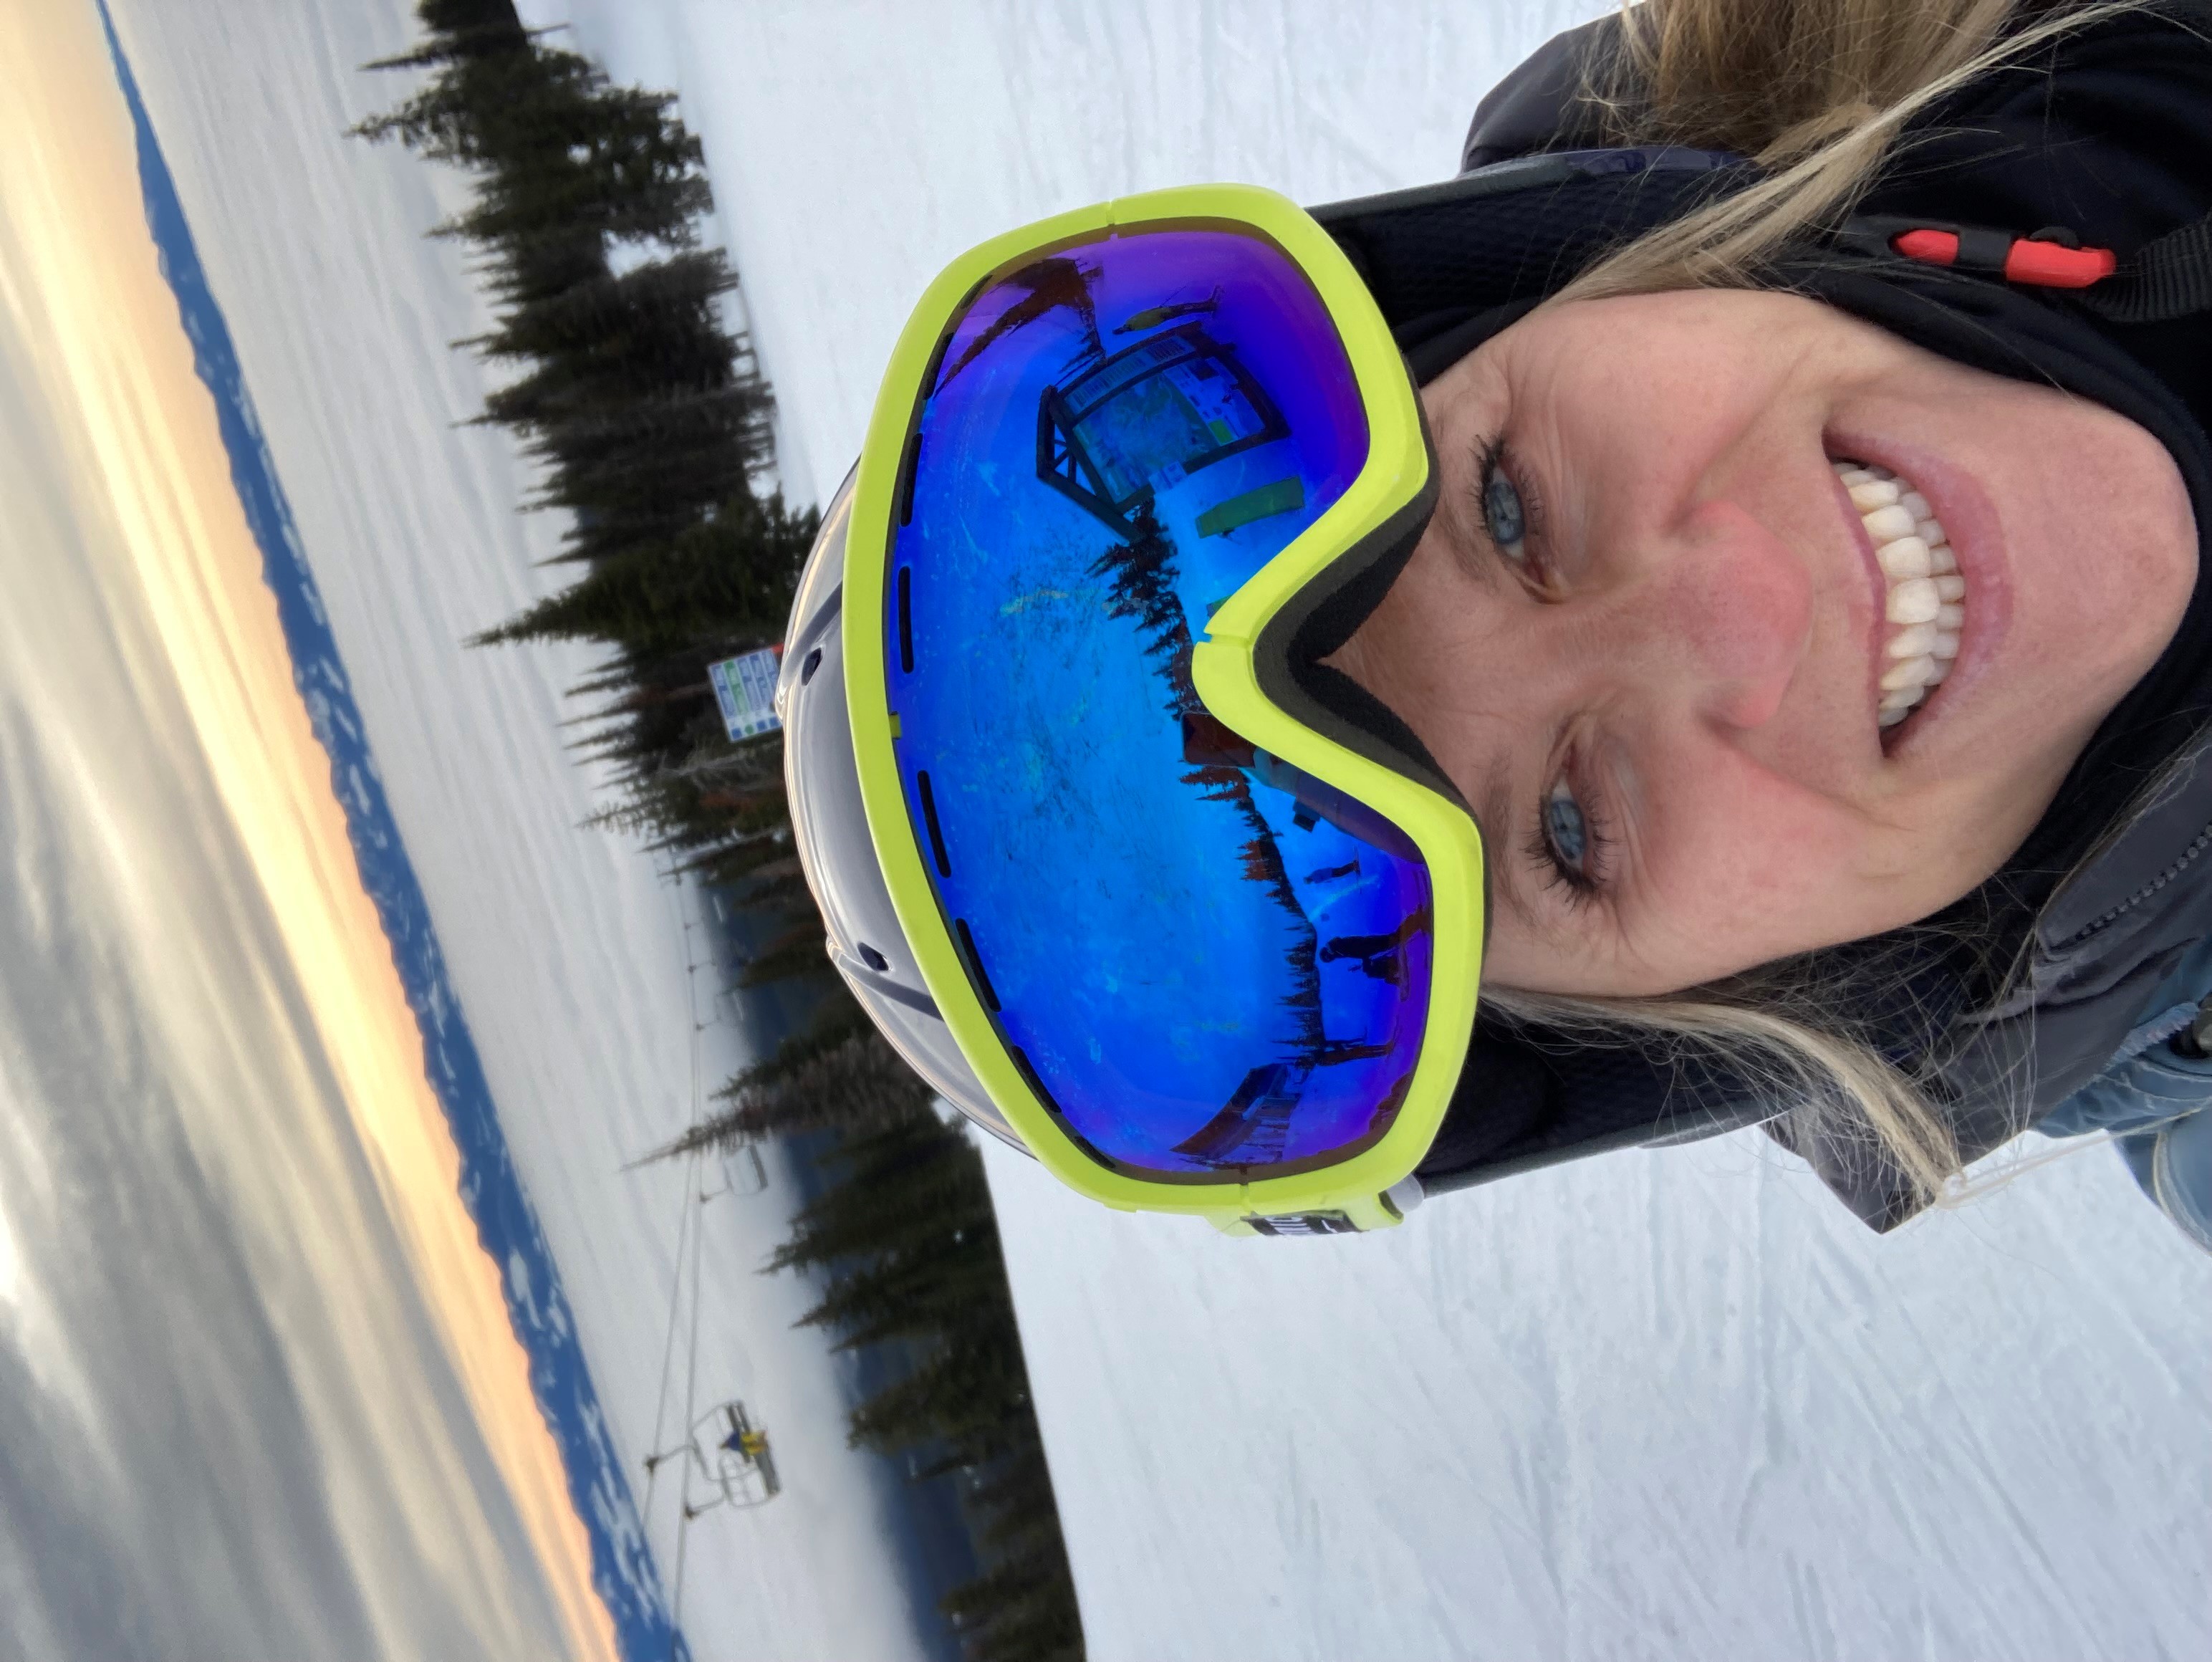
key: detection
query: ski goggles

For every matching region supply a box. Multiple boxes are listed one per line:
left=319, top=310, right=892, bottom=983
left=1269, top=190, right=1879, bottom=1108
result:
left=844, top=185, right=1485, bottom=1234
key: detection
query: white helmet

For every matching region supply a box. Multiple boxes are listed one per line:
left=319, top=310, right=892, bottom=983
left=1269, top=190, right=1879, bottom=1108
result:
left=775, top=466, right=1029, bottom=1154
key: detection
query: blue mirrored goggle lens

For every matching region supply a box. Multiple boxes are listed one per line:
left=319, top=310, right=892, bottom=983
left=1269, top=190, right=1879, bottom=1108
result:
left=888, top=226, right=1433, bottom=1178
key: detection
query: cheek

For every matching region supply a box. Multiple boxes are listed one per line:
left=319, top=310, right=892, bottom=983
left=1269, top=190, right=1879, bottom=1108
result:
left=1483, top=764, right=1884, bottom=997
left=1632, top=762, right=1888, bottom=973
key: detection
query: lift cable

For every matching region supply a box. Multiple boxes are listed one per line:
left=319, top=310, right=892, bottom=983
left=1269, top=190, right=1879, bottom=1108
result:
left=640, top=1144, right=699, bottom=1526
left=668, top=1092, right=711, bottom=1649
left=643, top=854, right=721, bottom=1656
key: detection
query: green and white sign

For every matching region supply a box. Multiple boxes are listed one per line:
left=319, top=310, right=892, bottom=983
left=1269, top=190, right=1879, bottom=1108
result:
left=708, top=647, right=783, bottom=741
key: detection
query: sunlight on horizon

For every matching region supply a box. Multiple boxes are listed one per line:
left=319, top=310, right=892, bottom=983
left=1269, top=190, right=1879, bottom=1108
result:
left=0, top=3, right=620, bottom=1656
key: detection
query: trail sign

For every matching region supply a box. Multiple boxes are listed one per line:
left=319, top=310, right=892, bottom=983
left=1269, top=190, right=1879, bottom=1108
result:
left=708, top=647, right=783, bottom=741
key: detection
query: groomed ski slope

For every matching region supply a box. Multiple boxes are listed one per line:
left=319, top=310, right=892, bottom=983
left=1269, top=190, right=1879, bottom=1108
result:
left=526, top=3, right=2212, bottom=1659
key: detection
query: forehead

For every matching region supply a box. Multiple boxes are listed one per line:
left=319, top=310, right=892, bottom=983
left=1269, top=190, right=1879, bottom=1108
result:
left=1445, top=289, right=1892, bottom=388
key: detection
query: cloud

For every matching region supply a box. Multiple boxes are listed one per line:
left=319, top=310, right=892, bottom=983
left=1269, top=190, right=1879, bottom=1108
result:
left=0, top=837, right=388, bottom=1659
left=0, top=381, right=578, bottom=1662
left=0, top=4, right=617, bottom=1656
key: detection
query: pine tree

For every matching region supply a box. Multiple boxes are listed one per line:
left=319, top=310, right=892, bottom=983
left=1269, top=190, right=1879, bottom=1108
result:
left=361, top=16, right=1087, bottom=1652
left=845, top=1327, right=1031, bottom=1461
left=486, top=254, right=746, bottom=405
left=469, top=493, right=813, bottom=656
left=729, top=920, right=829, bottom=990
left=966, top=1588, right=1085, bottom=1662
left=769, top=1122, right=996, bottom=1286
left=938, top=1560, right=1055, bottom=1630
left=424, top=91, right=712, bottom=249
left=797, top=1261, right=991, bottom=1353
left=357, top=37, right=598, bottom=167
left=967, top=1444, right=1064, bottom=1542
left=644, top=1001, right=933, bottom=1161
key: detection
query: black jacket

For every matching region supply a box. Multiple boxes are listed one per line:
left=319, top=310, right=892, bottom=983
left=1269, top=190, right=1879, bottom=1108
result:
left=1400, top=1, right=2212, bottom=1226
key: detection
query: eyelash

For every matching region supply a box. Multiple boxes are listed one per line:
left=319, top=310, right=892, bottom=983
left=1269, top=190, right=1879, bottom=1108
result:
left=1473, top=432, right=1549, bottom=584
left=1524, top=765, right=1613, bottom=908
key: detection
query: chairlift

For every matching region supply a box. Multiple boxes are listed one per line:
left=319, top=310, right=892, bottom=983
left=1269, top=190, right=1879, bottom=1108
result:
left=645, top=1400, right=781, bottom=1515
left=697, top=1143, right=770, bottom=1202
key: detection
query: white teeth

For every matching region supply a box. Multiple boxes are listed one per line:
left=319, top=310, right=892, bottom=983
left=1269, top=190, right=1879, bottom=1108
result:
left=1862, top=503, right=1918, bottom=542
left=1880, top=655, right=1938, bottom=691
left=1888, top=622, right=1938, bottom=658
left=1833, top=458, right=1966, bottom=736
left=1876, top=536, right=1933, bottom=580
left=1887, top=577, right=1941, bottom=625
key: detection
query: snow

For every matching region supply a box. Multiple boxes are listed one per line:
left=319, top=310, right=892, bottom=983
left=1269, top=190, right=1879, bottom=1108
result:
left=107, top=0, right=2212, bottom=1658
left=518, top=3, right=2212, bottom=1659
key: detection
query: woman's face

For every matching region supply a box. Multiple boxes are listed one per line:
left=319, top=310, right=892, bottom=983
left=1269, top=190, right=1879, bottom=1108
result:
left=1327, top=289, right=2198, bottom=996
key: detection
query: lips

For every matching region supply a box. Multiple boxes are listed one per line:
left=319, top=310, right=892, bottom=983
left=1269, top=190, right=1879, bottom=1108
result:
left=1828, top=430, right=2012, bottom=755
left=1832, top=458, right=1965, bottom=734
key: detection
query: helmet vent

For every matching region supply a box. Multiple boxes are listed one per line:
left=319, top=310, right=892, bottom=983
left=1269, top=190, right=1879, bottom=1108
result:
left=857, top=942, right=890, bottom=972
left=915, top=770, right=953, bottom=876
left=953, top=918, right=1001, bottom=1012
left=800, top=646, right=824, bottom=685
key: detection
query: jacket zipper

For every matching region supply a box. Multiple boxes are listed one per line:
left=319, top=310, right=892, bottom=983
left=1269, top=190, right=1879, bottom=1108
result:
left=2054, top=818, right=2212, bottom=952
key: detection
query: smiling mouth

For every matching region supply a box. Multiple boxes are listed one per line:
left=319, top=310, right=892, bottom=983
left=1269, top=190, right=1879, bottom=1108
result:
left=1831, top=458, right=1966, bottom=732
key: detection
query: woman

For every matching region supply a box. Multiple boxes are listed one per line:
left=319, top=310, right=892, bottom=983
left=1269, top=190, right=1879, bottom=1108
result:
left=779, top=0, right=2212, bottom=1246
left=1380, top=0, right=2212, bottom=1245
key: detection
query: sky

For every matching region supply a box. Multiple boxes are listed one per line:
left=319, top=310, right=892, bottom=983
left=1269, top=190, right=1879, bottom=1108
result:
left=0, top=2, right=615, bottom=1653
left=18, top=0, right=1035, bottom=1648
left=3, top=2, right=971, bottom=1656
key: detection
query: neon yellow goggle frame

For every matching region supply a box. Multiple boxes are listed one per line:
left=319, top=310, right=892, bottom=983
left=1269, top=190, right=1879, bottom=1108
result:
left=843, top=184, right=1484, bottom=1233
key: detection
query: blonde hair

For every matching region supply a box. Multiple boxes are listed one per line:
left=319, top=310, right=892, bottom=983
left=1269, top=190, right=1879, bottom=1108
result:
left=1480, top=0, right=2163, bottom=1209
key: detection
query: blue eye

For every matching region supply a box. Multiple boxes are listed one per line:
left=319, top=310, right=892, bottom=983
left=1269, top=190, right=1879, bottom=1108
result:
left=1544, top=785, right=1588, bottom=870
left=1484, top=471, right=1526, bottom=554
left=1530, top=771, right=1610, bottom=906
left=1475, top=436, right=1538, bottom=567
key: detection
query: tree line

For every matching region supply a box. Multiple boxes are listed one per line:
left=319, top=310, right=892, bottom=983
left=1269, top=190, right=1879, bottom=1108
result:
left=358, top=6, right=1082, bottom=1658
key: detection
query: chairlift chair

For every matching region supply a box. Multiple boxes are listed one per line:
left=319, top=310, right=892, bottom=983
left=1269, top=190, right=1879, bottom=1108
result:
left=645, top=1399, right=781, bottom=1515
left=696, top=1143, right=770, bottom=1201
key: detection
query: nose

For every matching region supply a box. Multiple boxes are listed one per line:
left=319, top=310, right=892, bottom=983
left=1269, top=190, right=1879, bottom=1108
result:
left=1622, top=497, right=1812, bottom=731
